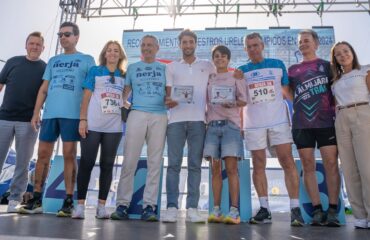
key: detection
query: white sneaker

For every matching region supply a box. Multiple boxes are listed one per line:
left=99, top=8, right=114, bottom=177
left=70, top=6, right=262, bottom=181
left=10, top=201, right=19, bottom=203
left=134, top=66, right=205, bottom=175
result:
left=7, top=200, right=20, bottom=213
left=162, top=207, right=178, bottom=223
left=354, top=218, right=367, bottom=229
left=96, top=204, right=110, bottom=219
left=71, top=204, right=85, bottom=219
left=186, top=208, right=206, bottom=223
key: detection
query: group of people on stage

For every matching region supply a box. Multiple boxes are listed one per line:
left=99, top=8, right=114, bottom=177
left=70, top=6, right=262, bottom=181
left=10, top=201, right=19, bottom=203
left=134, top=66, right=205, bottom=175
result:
left=0, top=21, right=369, bottom=229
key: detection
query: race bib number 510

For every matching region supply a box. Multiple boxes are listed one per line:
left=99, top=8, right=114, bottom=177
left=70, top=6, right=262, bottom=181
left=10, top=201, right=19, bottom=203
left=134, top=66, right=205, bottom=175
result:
left=248, top=80, right=276, bottom=104
left=100, top=92, right=120, bottom=114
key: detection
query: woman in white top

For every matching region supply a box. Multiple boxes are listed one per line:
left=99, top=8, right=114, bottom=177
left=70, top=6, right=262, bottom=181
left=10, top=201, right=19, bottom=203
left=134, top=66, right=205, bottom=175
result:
left=72, top=40, right=127, bottom=219
left=330, top=41, right=370, bottom=229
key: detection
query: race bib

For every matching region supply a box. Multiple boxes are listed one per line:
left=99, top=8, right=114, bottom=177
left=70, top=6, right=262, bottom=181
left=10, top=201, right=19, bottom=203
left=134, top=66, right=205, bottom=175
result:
left=100, top=92, right=121, bottom=114
left=248, top=80, right=276, bottom=104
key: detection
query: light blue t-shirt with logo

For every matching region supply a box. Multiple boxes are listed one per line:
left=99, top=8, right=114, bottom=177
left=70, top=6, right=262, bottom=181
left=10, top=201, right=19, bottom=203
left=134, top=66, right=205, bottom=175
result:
left=42, top=52, right=95, bottom=119
left=126, top=61, right=166, bottom=114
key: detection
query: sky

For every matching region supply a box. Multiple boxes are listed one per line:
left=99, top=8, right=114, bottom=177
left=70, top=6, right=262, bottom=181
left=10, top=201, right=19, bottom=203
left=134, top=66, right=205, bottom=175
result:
left=0, top=0, right=369, bottom=64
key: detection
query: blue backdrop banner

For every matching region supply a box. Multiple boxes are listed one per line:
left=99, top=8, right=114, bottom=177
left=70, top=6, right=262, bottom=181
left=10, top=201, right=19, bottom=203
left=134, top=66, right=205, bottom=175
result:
left=43, top=155, right=163, bottom=219
left=296, top=159, right=346, bottom=224
left=123, top=28, right=335, bottom=69
left=208, top=159, right=252, bottom=222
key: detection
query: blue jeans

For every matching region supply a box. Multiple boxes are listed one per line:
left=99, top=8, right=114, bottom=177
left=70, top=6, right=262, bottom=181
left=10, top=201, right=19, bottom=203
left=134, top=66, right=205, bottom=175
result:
left=166, top=121, right=206, bottom=209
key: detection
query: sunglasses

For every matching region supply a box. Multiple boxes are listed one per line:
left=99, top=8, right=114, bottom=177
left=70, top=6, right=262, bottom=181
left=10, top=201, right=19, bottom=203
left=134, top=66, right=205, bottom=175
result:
left=57, top=32, right=74, bottom=38
left=109, top=72, right=115, bottom=84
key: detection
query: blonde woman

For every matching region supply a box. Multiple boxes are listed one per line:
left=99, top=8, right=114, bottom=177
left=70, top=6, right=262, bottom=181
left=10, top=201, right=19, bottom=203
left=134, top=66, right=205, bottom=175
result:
left=331, top=41, right=370, bottom=229
left=72, top=41, right=127, bottom=219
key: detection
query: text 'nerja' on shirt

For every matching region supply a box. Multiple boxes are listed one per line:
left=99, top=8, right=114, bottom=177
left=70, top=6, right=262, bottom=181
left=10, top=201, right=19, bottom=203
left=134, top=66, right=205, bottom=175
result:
left=125, top=61, right=167, bottom=115
left=42, top=52, right=96, bottom=120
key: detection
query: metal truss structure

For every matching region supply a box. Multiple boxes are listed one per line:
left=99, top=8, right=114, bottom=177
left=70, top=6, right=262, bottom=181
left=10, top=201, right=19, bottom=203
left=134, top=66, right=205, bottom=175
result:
left=60, top=0, right=370, bottom=20
left=56, top=0, right=369, bottom=52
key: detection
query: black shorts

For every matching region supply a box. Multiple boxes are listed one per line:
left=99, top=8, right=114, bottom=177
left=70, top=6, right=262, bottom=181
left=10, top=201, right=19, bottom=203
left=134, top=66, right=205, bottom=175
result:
left=292, top=127, right=337, bottom=149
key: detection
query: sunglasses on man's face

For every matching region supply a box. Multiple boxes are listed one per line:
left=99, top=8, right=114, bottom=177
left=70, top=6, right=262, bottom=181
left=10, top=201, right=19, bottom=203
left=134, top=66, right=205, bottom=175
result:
left=109, top=72, right=115, bottom=84
left=57, top=32, right=74, bottom=38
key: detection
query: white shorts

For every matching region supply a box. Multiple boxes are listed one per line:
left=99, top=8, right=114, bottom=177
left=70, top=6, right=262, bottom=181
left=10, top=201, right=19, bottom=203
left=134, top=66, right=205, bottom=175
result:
left=244, top=123, right=293, bottom=151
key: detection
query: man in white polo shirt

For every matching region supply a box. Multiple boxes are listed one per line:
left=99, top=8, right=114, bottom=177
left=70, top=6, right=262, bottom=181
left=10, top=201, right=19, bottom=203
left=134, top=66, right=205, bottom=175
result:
left=162, top=29, right=214, bottom=223
left=238, top=32, right=304, bottom=226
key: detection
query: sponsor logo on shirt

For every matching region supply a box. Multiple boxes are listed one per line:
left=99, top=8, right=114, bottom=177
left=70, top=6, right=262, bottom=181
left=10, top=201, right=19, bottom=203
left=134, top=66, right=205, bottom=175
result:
left=53, top=59, right=81, bottom=68
left=136, top=70, right=162, bottom=78
left=251, top=71, right=261, bottom=77
left=319, top=64, right=324, bottom=72
left=295, top=76, right=328, bottom=97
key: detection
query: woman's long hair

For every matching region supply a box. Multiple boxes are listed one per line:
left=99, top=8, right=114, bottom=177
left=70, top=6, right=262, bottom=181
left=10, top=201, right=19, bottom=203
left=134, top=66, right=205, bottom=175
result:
left=330, top=41, right=360, bottom=82
left=99, top=40, right=128, bottom=76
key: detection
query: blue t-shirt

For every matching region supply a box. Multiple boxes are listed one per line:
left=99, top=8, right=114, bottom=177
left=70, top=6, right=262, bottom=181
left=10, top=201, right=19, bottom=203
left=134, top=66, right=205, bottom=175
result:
left=238, top=58, right=289, bottom=86
left=82, top=65, right=123, bottom=91
left=125, top=61, right=166, bottom=114
left=42, top=52, right=95, bottom=119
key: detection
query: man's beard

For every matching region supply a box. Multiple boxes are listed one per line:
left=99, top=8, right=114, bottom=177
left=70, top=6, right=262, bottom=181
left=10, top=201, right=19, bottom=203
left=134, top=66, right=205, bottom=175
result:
left=183, top=49, right=195, bottom=57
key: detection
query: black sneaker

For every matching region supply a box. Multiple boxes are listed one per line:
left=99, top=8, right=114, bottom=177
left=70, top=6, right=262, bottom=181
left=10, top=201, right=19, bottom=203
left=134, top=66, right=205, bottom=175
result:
left=141, top=205, right=158, bottom=222
left=111, top=205, right=129, bottom=220
left=311, top=208, right=326, bottom=226
left=56, top=198, right=74, bottom=217
left=326, top=208, right=341, bottom=227
left=291, top=207, right=304, bottom=227
left=19, top=197, right=43, bottom=214
left=249, top=207, right=272, bottom=224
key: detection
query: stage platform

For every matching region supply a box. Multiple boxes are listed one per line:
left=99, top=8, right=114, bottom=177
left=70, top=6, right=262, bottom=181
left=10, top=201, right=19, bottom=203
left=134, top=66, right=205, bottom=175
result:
left=0, top=206, right=369, bottom=240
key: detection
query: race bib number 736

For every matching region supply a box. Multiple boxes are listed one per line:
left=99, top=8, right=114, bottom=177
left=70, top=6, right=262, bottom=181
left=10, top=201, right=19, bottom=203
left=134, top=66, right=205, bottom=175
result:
left=100, top=92, right=121, bottom=114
